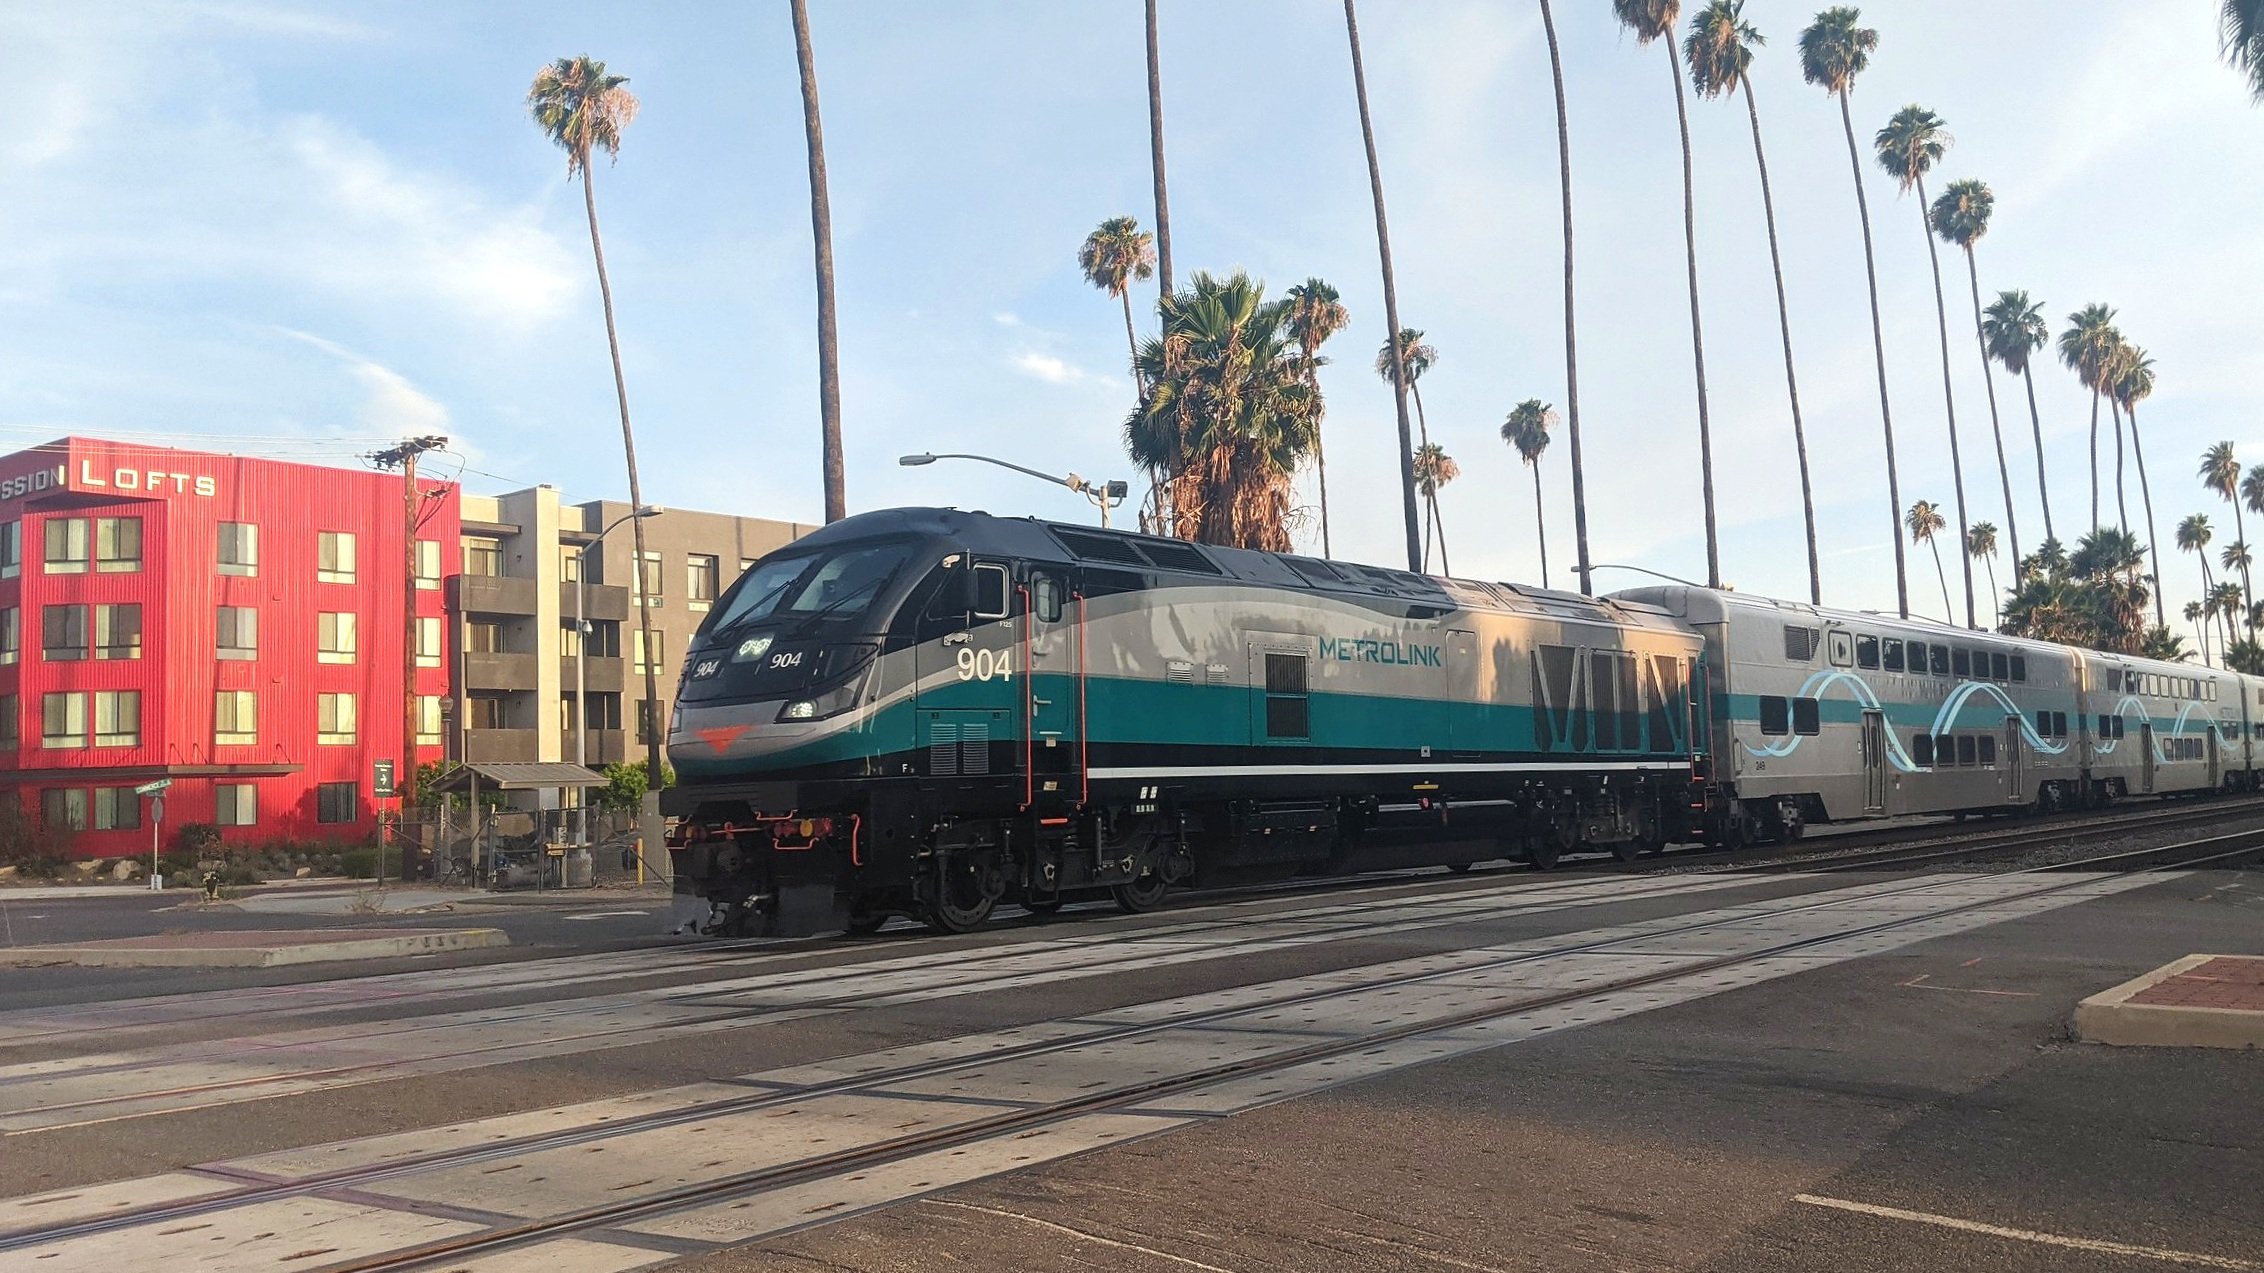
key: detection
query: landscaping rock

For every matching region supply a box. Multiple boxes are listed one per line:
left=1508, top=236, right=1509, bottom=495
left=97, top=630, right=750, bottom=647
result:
left=111, top=860, right=142, bottom=882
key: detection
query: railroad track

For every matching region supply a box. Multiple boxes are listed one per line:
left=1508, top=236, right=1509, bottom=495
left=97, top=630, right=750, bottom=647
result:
left=1764, top=798, right=2264, bottom=874
left=8, top=829, right=2254, bottom=1271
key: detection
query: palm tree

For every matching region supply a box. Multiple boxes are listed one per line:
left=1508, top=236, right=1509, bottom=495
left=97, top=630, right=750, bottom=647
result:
left=1343, top=0, right=1424, bottom=571
left=789, top=1, right=847, bottom=525
left=1079, top=217, right=1157, bottom=372
left=1876, top=105, right=1972, bottom=629
left=1144, top=0, right=1172, bottom=295
left=1376, top=329, right=1444, bottom=569
left=1931, top=179, right=2019, bottom=570
left=528, top=56, right=664, bottom=787
left=1800, top=8, right=1904, bottom=618
left=1412, top=444, right=1460, bottom=575
left=1686, top=0, right=1815, bottom=603
left=2224, top=542, right=2255, bottom=635
left=2110, top=343, right=2163, bottom=628
left=1285, top=279, right=1350, bottom=557
left=2059, top=304, right=2120, bottom=530
left=2143, top=627, right=2190, bottom=663
left=2204, top=442, right=2254, bottom=621
left=1538, top=0, right=1595, bottom=596
left=1619, top=0, right=1720, bottom=589
left=1909, top=500, right=1952, bottom=621
left=1982, top=289, right=2054, bottom=544
left=2178, top=513, right=2217, bottom=657
left=1968, top=521, right=2001, bottom=627
left=1125, top=272, right=1318, bottom=550
left=2186, top=600, right=2212, bottom=667
left=1502, top=400, right=1557, bottom=588
left=2225, top=0, right=2264, bottom=101
left=2213, top=582, right=2247, bottom=660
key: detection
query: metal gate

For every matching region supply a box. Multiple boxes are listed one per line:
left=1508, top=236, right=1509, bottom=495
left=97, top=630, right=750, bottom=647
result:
left=1861, top=710, right=1888, bottom=813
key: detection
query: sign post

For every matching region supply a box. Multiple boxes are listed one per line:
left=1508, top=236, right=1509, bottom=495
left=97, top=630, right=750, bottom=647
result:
left=134, top=779, right=171, bottom=890
left=373, top=760, right=397, bottom=886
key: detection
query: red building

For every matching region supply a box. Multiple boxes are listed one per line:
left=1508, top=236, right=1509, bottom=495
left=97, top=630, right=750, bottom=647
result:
left=0, top=437, right=458, bottom=857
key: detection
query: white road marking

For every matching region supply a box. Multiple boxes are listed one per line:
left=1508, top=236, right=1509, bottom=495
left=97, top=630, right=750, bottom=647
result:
left=1792, top=1194, right=2262, bottom=1270
left=922, top=1199, right=1243, bottom=1272
left=562, top=911, right=654, bottom=921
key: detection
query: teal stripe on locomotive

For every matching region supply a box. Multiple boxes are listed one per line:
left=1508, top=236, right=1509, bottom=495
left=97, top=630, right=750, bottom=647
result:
left=672, top=667, right=1691, bottom=783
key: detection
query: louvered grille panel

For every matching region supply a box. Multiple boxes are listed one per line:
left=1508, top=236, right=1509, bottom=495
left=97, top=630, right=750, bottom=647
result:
left=960, top=721, right=990, bottom=775
left=928, top=720, right=959, bottom=776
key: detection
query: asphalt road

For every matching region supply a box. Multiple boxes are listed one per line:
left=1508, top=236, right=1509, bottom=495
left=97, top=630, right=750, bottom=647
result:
left=0, top=856, right=2258, bottom=1272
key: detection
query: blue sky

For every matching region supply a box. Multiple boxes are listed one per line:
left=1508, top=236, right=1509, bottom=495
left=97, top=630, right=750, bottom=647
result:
left=4, top=1, right=2261, bottom=632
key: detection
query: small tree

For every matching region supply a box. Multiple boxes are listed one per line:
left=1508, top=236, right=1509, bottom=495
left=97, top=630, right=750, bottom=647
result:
left=0, top=797, right=73, bottom=873
left=596, top=760, right=674, bottom=812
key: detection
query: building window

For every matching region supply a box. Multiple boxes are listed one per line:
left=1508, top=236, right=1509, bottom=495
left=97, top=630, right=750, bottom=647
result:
left=635, top=551, right=663, bottom=607
left=216, top=691, right=257, bottom=745
left=44, top=518, right=89, bottom=574
left=317, top=612, right=358, bottom=664
left=217, top=606, right=258, bottom=659
left=687, top=555, right=719, bottom=611
left=217, top=521, right=258, bottom=576
left=93, top=787, right=140, bottom=830
left=463, top=538, right=503, bottom=577
left=42, top=691, right=87, bottom=748
left=560, top=543, right=582, bottom=583
left=635, top=699, right=661, bottom=745
left=739, top=558, right=757, bottom=576
left=42, top=604, right=87, bottom=662
left=41, top=788, right=87, bottom=832
left=316, top=781, right=359, bottom=825
left=631, top=627, right=664, bottom=675
left=559, top=693, right=576, bottom=735
left=0, top=606, right=14, bottom=665
left=96, top=603, right=142, bottom=660
left=0, top=520, right=19, bottom=578
left=318, top=531, right=356, bottom=583
left=318, top=692, right=357, bottom=744
left=95, top=517, right=141, bottom=572
left=215, top=783, right=256, bottom=827
left=414, top=538, right=441, bottom=589
left=466, top=694, right=510, bottom=731
left=416, top=695, right=443, bottom=745
left=94, top=691, right=139, bottom=747
left=0, top=693, right=16, bottom=750
left=465, top=620, right=503, bottom=654
left=587, top=692, right=623, bottom=730
left=585, top=620, right=621, bottom=658
left=417, top=616, right=443, bottom=668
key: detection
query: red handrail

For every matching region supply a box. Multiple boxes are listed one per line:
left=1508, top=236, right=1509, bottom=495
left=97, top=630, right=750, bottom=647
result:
left=1076, top=590, right=1089, bottom=807
left=1018, top=585, right=1034, bottom=810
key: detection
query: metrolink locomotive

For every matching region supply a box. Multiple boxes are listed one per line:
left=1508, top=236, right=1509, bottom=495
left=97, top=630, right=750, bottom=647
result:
left=663, top=507, right=2264, bottom=937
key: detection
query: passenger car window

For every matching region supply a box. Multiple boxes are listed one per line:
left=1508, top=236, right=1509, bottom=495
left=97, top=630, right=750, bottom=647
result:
left=2011, top=655, right=2027, bottom=683
left=1758, top=696, right=1790, bottom=736
left=1913, top=734, right=1934, bottom=766
left=1990, top=652, right=2009, bottom=681
left=1929, top=645, right=1950, bottom=676
left=1856, top=635, right=1879, bottom=670
left=1792, top=698, right=1820, bottom=736
left=1957, top=736, right=1977, bottom=766
left=1827, top=631, right=1853, bottom=668
left=1952, top=648, right=1972, bottom=677
left=1883, top=639, right=1905, bottom=672
left=1978, top=735, right=1996, bottom=765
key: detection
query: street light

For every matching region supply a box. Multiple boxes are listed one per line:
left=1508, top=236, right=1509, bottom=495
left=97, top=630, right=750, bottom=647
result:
left=1572, top=563, right=1715, bottom=590
left=899, top=452, right=1129, bottom=529
left=574, top=504, right=663, bottom=847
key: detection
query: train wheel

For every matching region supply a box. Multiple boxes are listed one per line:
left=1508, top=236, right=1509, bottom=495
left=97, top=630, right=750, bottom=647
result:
left=1111, top=869, right=1169, bottom=914
left=1023, top=899, right=1064, bottom=917
left=924, top=851, right=1001, bottom=934
left=844, top=912, right=888, bottom=936
left=1611, top=839, right=1641, bottom=863
left=1526, top=838, right=1562, bottom=871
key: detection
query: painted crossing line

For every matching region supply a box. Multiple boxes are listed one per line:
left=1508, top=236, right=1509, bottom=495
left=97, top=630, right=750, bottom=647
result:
left=0, top=871, right=2167, bottom=1272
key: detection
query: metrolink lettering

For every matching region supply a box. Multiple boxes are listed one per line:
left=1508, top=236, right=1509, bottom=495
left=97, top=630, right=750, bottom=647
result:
left=1319, top=636, right=1442, bottom=667
left=79, top=460, right=217, bottom=497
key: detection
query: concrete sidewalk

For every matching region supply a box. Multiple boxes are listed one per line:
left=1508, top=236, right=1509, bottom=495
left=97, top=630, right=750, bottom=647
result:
left=0, top=927, right=509, bottom=968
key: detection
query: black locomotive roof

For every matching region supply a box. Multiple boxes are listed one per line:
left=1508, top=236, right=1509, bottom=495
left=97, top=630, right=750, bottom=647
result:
left=793, top=505, right=1659, bottom=627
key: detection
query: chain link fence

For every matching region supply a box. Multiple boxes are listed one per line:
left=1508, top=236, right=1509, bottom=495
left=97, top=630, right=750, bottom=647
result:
left=397, top=806, right=668, bottom=890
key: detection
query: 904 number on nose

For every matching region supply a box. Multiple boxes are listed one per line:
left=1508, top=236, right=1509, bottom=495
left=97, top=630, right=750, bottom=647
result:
left=956, top=647, right=1014, bottom=682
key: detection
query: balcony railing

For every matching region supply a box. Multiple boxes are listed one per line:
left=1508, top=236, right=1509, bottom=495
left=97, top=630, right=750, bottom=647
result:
left=451, top=574, right=538, bottom=616
left=462, top=651, right=538, bottom=689
left=565, top=581, right=631, bottom=622
left=463, top=729, right=538, bottom=763
left=562, top=655, right=627, bottom=694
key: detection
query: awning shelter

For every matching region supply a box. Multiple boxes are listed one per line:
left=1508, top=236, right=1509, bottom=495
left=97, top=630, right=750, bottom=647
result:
left=426, top=762, right=607, bottom=795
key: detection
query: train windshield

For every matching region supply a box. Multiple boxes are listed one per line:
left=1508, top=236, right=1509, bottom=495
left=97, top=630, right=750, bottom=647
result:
left=706, top=540, right=916, bottom=636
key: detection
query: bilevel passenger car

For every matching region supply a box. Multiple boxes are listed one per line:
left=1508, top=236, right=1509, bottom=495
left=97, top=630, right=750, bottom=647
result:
left=663, top=508, right=1708, bottom=937
left=1610, top=586, right=2264, bottom=842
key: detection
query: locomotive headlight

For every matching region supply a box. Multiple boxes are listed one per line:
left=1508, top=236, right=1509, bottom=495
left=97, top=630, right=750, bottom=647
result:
left=776, top=672, right=865, bottom=723
left=783, top=700, right=817, bottom=720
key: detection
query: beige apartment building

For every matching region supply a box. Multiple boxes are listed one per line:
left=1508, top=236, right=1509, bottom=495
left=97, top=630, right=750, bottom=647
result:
left=447, top=486, right=807, bottom=796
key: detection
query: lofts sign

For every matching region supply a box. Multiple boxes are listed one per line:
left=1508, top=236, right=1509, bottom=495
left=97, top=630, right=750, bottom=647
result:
left=0, top=459, right=218, bottom=504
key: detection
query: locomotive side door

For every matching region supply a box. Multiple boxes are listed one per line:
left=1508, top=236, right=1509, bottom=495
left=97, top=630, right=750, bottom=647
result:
left=2140, top=722, right=2157, bottom=793
left=913, top=558, right=1021, bottom=782
left=2003, top=718, right=2023, bottom=805
left=1023, top=567, right=1083, bottom=811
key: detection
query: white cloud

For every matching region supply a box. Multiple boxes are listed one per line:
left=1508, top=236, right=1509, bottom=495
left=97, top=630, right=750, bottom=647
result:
left=992, top=311, right=1024, bottom=327
left=276, top=328, right=454, bottom=442
left=1010, top=349, right=1115, bottom=389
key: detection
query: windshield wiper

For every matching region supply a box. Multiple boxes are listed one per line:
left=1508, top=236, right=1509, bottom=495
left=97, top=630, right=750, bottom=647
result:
left=711, top=577, right=801, bottom=638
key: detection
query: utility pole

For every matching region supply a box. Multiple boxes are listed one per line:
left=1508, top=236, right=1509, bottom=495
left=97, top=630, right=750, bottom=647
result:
left=373, top=434, right=448, bottom=880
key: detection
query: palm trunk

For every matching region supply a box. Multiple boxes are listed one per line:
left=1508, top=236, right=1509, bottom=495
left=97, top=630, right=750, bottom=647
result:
left=2197, top=615, right=2211, bottom=667
left=2088, top=389, right=2100, bottom=530
left=1343, top=0, right=1424, bottom=573
left=791, top=0, right=846, bottom=525
left=1144, top=0, right=1172, bottom=296
left=578, top=165, right=662, bottom=786
left=2021, top=365, right=2054, bottom=544
left=1431, top=493, right=1451, bottom=576
left=1666, top=43, right=1718, bottom=590
left=1740, top=83, right=1817, bottom=605
left=2110, top=398, right=2129, bottom=536
left=1839, top=91, right=1908, bottom=619
left=2236, top=499, right=2255, bottom=629
left=1915, top=173, right=1975, bottom=630
left=1984, top=555, right=1999, bottom=629
left=2128, top=402, right=2164, bottom=629
left=1411, top=381, right=1435, bottom=572
left=1962, top=248, right=2019, bottom=567
left=1531, top=461, right=1550, bottom=590
left=1120, top=290, right=1139, bottom=370
left=1538, top=0, right=1591, bottom=596
left=1929, top=539, right=1952, bottom=622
